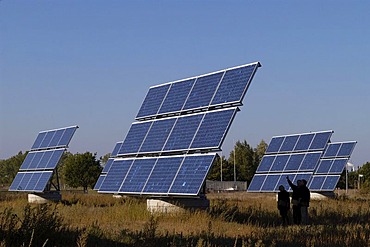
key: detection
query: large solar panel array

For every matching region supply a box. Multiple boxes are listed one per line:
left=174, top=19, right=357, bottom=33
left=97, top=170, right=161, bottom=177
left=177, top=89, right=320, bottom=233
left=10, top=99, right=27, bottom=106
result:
left=9, top=126, right=78, bottom=193
left=97, top=62, right=261, bottom=196
left=248, top=131, right=356, bottom=193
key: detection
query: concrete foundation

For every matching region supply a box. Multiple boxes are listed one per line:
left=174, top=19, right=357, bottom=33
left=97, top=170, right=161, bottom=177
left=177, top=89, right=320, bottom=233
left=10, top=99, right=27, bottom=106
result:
left=147, top=197, right=210, bottom=213
left=28, top=193, right=62, bottom=204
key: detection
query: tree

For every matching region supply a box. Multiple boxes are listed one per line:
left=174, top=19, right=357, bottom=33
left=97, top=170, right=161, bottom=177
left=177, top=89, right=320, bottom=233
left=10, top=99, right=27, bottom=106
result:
left=63, top=152, right=102, bottom=192
left=358, top=162, right=370, bottom=190
left=207, top=155, right=231, bottom=181
left=228, top=140, right=255, bottom=183
left=100, top=153, right=111, bottom=166
left=0, top=151, right=26, bottom=186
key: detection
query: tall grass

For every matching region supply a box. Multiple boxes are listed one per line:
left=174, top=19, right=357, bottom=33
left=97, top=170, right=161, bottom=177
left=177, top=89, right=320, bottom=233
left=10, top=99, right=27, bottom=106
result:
left=1, top=191, right=370, bottom=246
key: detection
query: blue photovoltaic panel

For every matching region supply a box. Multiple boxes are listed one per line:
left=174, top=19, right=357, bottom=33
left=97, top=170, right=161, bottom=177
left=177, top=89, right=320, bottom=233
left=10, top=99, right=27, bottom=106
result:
left=299, top=152, right=322, bottom=171
left=265, top=136, right=284, bottom=154
left=143, top=157, right=184, bottom=194
left=31, top=126, right=78, bottom=150
left=279, top=135, right=299, bottom=152
left=118, top=122, right=152, bottom=155
left=337, top=142, right=356, bottom=157
left=323, top=143, right=341, bottom=158
left=211, top=64, right=258, bottom=106
left=169, top=154, right=216, bottom=195
left=309, top=131, right=332, bottom=150
left=261, top=174, right=280, bottom=191
left=315, top=159, right=333, bottom=174
left=191, top=108, right=237, bottom=150
left=163, top=114, right=203, bottom=151
left=139, top=118, right=176, bottom=153
left=183, top=72, right=223, bottom=110
left=270, top=155, right=290, bottom=172
left=294, top=134, right=314, bottom=152
left=93, top=175, right=106, bottom=190
left=256, top=156, right=276, bottom=173
left=9, top=171, right=53, bottom=192
left=284, top=153, right=305, bottom=171
left=323, top=142, right=356, bottom=158
left=102, top=158, right=114, bottom=173
left=321, top=175, right=340, bottom=191
left=99, top=159, right=133, bottom=193
left=247, top=174, right=267, bottom=191
left=158, top=79, right=195, bottom=114
left=111, top=142, right=123, bottom=157
left=19, top=149, right=64, bottom=171
left=309, top=176, right=326, bottom=190
left=329, top=159, right=348, bottom=174
left=136, top=84, right=170, bottom=119
left=120, top=159, right=157, bottom=193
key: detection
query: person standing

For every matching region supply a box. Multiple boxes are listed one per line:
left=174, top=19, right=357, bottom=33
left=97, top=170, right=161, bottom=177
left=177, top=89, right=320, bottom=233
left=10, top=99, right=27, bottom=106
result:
left=277, top=185, right=290, bottom=225
left=299, top=179, right=310, bottom=225
left=286, top=177, right=302, bottom=225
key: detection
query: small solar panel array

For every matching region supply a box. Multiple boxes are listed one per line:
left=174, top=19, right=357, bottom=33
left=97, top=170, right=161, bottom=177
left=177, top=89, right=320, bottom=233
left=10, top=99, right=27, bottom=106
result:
left=95, top=62, right=261, bottom=196
left=248, top=131, right=356, bottom=193
left=9, top=126, right=78, bottom=193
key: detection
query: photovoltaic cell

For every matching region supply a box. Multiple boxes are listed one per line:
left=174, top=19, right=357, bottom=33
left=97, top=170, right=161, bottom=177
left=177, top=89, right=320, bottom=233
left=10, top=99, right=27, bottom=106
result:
left=337, top=142, right=356, bottom=157
left=169, top=154, right=216, bottom=195
left=270, top=155, right=290, bottom=172
left=139, top=118, right=176, bottom=153
left=99, top=160, right=133, bottom=193
left=183, top=72, right=224, bottom=111
left=248, top=174, right=267, bottom=191
left=309, top=131, right=332, bottom=150
left=9, top=171, right=53, bottom=192
left=284, top=153, right=305, bottom=171
left=119, top=159, right=157, bottom=193
left=93, top=175, right=106, bottom=190
left=211, top=64, right=257, bottom=105
left=329, top=159, right=348, bottom=174
left=102, top=159, right=114, bottom=173
left=143, top=157, right=184, bottom=194
left=158, top=79, right=195, bottom=114
left=136, top=84, right=170, bottom=119
left=163, top=114, right=203, bottom=151
left=118, top=122, right=152, bottom=155
left=279, top=135, right=299, bottom=152
left=315, top=159, right=333, bottom=174
left=190, top=108, right=236, bottom=150
left=265, top=136, right=284, bottom=154
left=111, top=142, right=123, bottom=157
left=261, top=174, right=280, bottom=191
left=298, top=152, right=322, bottom=171
left=294, top=134, right=314, bottom=151
left=309, top=176, right=326, bottom=190
left=321, top=176, right=340, bottom=191
left=256, top=156, right=276, bottom=173
left=31, top=126, right=78, bottom=150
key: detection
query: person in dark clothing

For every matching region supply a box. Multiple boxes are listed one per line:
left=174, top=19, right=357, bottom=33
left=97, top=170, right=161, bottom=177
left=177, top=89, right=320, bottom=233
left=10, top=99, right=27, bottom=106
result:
left=286, top=176, right=302, bottom=225
left=277, top=185, right=290, bottom=225
left=299, top=179, right=310, bottom=225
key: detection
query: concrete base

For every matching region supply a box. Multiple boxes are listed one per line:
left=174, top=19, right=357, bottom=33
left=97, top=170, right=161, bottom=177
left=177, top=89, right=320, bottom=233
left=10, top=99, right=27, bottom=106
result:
left=311, top=192, right=335, bottom=200
left=147, top=197, right=210, bottom=213
left=28, top=193, right=62, bottom=204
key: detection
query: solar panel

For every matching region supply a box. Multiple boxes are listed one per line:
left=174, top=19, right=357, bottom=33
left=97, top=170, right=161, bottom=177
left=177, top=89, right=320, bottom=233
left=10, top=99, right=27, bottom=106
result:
left=169, top=154, right=216, bottom=195
left=322, top=141, right=357, bottom=158
left=10, top=126, right=78, bottom=193
left=136, top=84, right=170, bottom=119
left=19, top=148, right=65, bottom=171
left=211, top=63, right=258, bottom=106
left=93, top=174, right=106, bottom=191
left=111, top=142, right=123, bottom=157
left=143, top=157, right=184, bottom=194
left=249, top=130, right=355, bottom=193
left=135, top=62, right=261, bottom=120
left=9, top=171, right=53, bottom=192
left=31, top=126, right=78, bottom=151
left=158, top=79, right=195, bottom=114
left=190, top=108, right=237, bottom=150
left=97, top=62, right=260, bottom=197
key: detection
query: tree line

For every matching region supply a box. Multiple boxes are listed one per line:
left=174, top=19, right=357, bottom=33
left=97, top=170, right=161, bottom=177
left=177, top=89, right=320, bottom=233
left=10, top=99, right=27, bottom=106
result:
left=1, top=141, right=370, bottom=192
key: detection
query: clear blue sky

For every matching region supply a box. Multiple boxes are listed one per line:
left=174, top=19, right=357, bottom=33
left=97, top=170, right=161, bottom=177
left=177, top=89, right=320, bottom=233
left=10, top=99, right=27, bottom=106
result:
left=1, top=1, right=369, bottom=167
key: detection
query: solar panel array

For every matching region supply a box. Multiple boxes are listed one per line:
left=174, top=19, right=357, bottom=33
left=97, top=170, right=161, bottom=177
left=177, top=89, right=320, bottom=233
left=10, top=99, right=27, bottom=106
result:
left=248, top=131, right=356, bottom=193
left=96, top=62, right=261, bottom=196
left=9, top=126, right=78, bottom=193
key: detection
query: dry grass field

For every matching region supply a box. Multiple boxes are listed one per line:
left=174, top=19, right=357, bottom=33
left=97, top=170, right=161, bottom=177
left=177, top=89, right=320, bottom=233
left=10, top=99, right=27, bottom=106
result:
left=1, top=191, right=370, bottom=246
